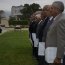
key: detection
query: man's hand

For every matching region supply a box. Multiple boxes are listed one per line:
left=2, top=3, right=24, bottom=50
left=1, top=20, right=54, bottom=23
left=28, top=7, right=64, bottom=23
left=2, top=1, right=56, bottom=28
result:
left=54, top=57, right=61, bottom=64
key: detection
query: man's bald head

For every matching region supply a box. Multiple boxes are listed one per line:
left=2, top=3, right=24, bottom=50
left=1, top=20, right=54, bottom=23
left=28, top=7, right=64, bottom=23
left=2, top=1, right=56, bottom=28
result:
left=41, top=5, right=52, bottom=19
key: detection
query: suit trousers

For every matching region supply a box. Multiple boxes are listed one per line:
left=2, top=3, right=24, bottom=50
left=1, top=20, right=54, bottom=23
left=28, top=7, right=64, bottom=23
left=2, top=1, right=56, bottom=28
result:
left=32, top=33, right=38, bottom=59
left=63, top=55, right=65, bottom=65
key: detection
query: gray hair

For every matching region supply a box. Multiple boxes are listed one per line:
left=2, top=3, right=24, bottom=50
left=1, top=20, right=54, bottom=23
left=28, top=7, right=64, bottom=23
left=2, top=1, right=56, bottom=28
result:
left=52, top=1, right=64, bottom=12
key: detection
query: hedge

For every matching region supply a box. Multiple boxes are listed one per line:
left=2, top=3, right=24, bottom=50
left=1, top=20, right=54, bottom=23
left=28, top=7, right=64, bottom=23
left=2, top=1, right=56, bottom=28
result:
left=9, top=20, right=29, bottom=25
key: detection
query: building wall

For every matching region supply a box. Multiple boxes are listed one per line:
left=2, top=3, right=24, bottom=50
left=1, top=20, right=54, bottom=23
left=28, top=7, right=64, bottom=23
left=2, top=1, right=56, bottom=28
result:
left=11, top=5, right=24, bottom=16
left=1, top=18, right=9, bottom=27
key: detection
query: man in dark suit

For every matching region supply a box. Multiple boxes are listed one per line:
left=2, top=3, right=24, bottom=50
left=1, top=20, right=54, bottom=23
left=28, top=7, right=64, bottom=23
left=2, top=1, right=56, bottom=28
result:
left=29, top=13, right=41, bottom=59
left=29, top=14, right=40, bottom=57
left=45, top=1, right=65, bottom=65
left=29, top=14, right=36, bottom=43
left=36, top=5, right=53, bottom=65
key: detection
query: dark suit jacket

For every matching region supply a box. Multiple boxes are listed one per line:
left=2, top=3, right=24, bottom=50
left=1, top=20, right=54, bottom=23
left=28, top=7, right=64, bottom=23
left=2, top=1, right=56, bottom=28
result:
left=29, top=21, right=38, bottom=41
left=36, top=17, right=49, bottom=42
left=42, top=17, right=53, bottom=42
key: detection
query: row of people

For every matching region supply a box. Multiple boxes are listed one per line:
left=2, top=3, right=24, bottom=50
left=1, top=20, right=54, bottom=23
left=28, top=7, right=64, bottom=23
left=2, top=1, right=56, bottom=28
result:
left=29, top=1, right=65, bottom=65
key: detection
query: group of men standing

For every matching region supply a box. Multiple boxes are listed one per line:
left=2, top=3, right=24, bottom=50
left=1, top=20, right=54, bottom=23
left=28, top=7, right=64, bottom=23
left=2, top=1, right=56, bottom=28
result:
left=29, top=1, right=65, bottom=65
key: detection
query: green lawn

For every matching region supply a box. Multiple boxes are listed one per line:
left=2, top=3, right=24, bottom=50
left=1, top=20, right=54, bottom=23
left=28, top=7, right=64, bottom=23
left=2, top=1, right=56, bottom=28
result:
left=0, top=30, right=38, bottom=65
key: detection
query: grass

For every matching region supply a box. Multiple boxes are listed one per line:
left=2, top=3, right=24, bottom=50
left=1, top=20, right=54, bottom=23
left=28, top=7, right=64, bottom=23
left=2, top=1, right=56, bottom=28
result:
left=0, top=30, right=38, bottom=65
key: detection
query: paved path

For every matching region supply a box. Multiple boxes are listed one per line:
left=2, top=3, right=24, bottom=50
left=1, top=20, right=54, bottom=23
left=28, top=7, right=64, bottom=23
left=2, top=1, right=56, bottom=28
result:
left=0, top=27, right=14, bottom=35
left=0, top=28, right=28, bottom=35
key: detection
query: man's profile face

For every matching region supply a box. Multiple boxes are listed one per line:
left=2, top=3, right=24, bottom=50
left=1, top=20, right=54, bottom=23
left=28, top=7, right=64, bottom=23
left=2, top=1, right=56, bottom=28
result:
left=43, top=6, right=52, bottom=17
left=50, top=5, right=59, bottom=17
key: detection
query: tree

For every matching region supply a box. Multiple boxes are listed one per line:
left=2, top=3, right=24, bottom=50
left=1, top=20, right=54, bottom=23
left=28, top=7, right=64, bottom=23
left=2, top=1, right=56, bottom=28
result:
left=30, top=3, right=40, bottom=14
left=20, top=3, right=41, bottom=20
left=8, top=16, right=16, bottom=25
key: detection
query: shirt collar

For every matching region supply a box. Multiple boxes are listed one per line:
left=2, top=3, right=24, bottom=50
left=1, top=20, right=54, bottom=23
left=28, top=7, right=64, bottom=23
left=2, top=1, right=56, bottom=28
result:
left=53, top=13, right=62, bottom=21
left=49, top=16, right=53, bottom=21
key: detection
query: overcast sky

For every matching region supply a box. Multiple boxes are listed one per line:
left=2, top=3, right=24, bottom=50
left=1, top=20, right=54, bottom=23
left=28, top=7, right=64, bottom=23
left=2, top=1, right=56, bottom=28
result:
left=0, top=0, right=65, bottom=12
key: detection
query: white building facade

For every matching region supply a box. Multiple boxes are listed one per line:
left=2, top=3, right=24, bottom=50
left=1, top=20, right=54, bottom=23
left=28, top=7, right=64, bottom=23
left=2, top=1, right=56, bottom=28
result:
left=11, top=5, right=24, bottom=17
left=1, top=18, right=9, bottom=27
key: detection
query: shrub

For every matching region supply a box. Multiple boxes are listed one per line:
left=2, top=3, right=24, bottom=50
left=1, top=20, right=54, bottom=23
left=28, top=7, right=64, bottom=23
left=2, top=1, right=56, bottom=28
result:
left=9, top=20, right=29, bottom=25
